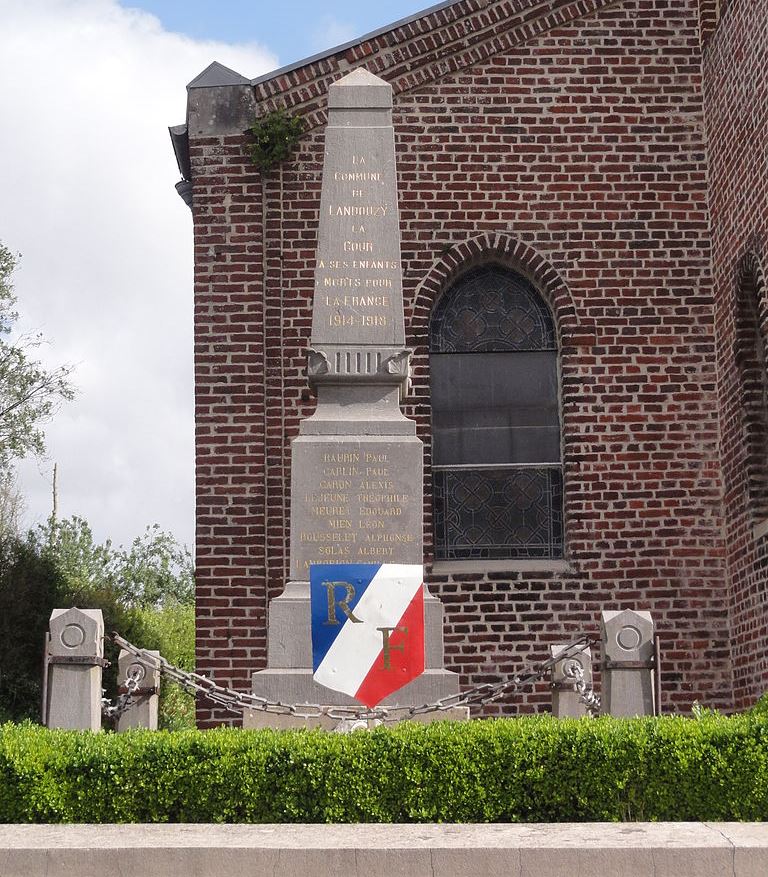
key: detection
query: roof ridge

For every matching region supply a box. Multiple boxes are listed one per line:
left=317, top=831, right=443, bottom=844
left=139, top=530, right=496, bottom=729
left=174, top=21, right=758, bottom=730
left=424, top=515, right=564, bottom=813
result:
left=253, top=0, right=621, bottom=127
left=251, top=0, right=467, bottom=88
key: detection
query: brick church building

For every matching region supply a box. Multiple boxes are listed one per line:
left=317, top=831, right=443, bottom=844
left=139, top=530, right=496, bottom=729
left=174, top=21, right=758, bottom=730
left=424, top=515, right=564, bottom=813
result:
left=169, top=0, right=768, bottom=725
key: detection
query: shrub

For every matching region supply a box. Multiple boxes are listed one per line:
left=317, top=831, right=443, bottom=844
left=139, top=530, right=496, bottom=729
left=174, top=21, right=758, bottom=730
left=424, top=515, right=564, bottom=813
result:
left=0, top=539, right=65, bottom=720
left=248, top=109, right=305, bottom=172
left=131, top=603, right=195, bottom=731
left=0, top=715, right=766, bottom=823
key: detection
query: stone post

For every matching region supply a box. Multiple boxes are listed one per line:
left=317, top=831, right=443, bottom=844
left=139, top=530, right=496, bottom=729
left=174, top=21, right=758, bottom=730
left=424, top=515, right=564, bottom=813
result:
left=116, top=649, right=160, bottom=731
left=600, top=609, right=655, bottom=717
left=550, top=643, right=592, bottom=718
left=46, top=608, right=105, bottom=731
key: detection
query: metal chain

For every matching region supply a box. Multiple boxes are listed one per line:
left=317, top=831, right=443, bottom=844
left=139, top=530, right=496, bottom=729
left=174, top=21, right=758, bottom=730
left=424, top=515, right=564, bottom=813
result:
left=108, top=632, right=598, bottom=724
left=562, top=658, right=601, bottom=717
left=101, top=665, right=143, bottom=721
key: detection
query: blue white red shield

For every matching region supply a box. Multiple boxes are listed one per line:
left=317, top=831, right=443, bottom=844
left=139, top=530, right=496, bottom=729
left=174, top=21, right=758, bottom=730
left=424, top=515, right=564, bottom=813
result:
left=310, top=563, right=425, bottom=707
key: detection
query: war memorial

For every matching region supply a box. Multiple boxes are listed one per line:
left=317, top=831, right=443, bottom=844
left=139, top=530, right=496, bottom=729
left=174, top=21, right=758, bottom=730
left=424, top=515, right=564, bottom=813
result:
left=5, top=0, right=768, bottom=872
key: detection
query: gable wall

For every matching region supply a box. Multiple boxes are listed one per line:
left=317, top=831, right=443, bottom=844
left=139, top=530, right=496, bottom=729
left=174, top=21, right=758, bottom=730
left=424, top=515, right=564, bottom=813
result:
left=190, top=0, right=730, bottom=725
left=703, top=0, right=768, bottom=709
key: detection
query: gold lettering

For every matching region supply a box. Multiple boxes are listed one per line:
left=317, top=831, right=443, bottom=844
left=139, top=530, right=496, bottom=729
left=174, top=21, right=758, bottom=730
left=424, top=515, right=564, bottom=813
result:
left=329, top=519, right=352, bottom=530
left=329, top=314, right=355, bottom=327
left=360, top=507, right=403, bottom=517
left=299, top=532, right=356, bottom=543
left=358, top=519, right=386, bottom=530
left=324, top=581, right=363, bottom=626
left=364, top=533, right=416, bottom=543
left=377, top=626, right=407, bottom=670
left=358, top=494, right=408, bottom=504
left=323, top=277, right=362, bottom=288
left=311, top=506, right=349, bottom=517
left=307, top=492, right=349, bottom=503
left=322, top=466, right=360, bottom=477
left=343, top=241, right=374, bottom=252
left=318, top=545, right=351, bottom=557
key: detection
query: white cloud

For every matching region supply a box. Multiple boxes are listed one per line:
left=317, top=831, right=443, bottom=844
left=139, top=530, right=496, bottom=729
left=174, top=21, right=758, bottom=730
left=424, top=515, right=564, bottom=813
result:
left=311, top=16, right=357, bottom=53
left=1, top=0, right=278, bottom=548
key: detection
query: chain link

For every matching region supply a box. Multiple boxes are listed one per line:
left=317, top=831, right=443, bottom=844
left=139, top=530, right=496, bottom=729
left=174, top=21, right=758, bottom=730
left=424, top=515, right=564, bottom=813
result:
left=562, top=658, right=601, bottom=717
left=101, top=665, right=143, bottom=721
left=105, top=632, right=599, bottom=724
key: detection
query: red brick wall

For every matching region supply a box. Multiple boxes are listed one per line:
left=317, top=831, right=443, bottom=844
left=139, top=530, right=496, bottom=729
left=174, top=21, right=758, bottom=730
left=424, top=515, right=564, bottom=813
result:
left=191, top=0, right=732, bottom=725
left=703, top=0, right=768, bottom=710
left=697, top=0, right=722, bottom=46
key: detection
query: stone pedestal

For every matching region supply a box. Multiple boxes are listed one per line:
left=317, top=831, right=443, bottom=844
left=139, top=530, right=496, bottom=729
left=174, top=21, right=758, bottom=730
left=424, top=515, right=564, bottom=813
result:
left=250, top=68, right=461, bottom=725
left=46, top=608, right=105, bottom=732
left=116, top=649, right=160, bottom=731
left=600, top=609, right=655, bottom=717
left=550, top=644, right=592, bottom=718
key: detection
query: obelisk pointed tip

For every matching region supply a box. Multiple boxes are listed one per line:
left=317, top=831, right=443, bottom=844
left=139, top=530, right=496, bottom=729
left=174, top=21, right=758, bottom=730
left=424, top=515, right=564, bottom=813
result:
left=329, top=66, right=392, bottom=110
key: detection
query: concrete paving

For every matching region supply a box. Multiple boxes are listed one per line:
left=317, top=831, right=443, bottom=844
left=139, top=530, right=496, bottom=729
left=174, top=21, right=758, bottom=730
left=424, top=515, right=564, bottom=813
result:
left=0, top=822, right=766, bottom=876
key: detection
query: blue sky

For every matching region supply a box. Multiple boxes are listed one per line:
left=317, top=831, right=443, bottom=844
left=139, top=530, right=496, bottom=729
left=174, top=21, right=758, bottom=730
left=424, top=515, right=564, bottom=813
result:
left=120, top=0, right=440, bottom=72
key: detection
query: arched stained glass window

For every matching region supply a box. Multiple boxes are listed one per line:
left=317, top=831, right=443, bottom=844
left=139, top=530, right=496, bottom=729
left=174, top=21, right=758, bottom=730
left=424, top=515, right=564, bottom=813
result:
left=430, top=266, right=564, bottom=560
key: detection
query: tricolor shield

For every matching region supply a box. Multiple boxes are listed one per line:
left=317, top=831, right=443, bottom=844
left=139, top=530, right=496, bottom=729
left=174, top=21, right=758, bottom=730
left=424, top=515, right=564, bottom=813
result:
left=311, top=563, right=425, bottom=707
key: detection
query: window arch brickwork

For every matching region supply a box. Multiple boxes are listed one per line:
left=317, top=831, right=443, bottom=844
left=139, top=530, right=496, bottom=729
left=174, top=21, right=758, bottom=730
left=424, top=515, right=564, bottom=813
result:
left=735, top=252, right=768, bottom=522
left=411, top=233, right=588, bottom=565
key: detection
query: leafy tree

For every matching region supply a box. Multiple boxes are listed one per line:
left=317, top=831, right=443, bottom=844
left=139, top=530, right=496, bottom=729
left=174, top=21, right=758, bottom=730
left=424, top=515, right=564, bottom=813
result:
left=1, top=516, right=196, bottom=728
left=0, top=242, right=74, bottom=467
left=0, top=469, right=24, bottom=540
left=113, top=525, right=194, bottom=608
left=0, top=536, right=64, bottom=722
left=31, top=516, right=194, bottom=609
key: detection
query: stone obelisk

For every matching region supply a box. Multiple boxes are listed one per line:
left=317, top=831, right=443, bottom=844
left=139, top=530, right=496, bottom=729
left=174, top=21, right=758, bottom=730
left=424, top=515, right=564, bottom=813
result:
left=248, top=68, right=461, bottom=728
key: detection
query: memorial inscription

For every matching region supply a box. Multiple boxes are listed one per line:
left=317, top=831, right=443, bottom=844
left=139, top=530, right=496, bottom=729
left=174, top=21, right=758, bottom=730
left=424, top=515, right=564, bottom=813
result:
left=311, top=86, right=404, bottom=348
left=290, top=438, right=421, bottom=580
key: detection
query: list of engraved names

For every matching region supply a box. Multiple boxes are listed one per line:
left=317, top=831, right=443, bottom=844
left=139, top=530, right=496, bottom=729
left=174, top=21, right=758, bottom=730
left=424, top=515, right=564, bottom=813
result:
left=295, top=445, right=417, bottom=575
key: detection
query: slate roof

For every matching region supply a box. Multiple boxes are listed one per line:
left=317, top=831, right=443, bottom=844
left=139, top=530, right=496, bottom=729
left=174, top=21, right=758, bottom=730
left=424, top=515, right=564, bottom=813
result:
left=248, top=1, right=463, bottom=88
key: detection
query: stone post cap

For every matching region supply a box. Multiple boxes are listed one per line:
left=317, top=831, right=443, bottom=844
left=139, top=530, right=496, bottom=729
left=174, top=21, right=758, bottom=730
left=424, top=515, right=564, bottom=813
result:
left=328, top=67, right=392, bottom=109
left=550, top=644, right=592, bottom=684
left=49, top=608, right=104, bottom=658
left=600, top=609, right=654, bottom=662
left=118, top=649, right=160, bottom=688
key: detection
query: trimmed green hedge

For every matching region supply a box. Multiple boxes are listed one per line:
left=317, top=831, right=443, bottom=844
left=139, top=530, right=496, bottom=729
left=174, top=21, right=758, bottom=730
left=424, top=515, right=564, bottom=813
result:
left=1, top=716, right=767, bottom=823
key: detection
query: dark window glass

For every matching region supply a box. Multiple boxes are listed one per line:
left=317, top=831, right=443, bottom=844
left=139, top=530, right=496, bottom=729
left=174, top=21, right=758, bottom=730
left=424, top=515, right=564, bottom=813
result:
left=434, top=468, right=564, bottom=560
left=430, top=265, right=563, bottom=561
left=431, top=351, right=560, bottom=466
